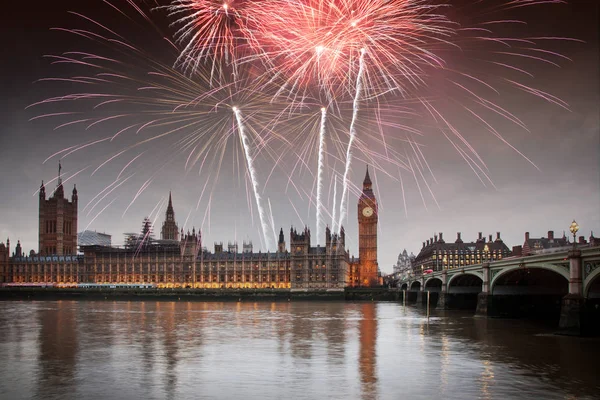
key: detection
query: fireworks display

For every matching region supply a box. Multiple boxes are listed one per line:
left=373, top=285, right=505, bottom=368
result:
left=30, top=0, right=580, bottom=250
left=164, top=0, right=259, bottom=81
left=252, top=0, right=454, bottom=102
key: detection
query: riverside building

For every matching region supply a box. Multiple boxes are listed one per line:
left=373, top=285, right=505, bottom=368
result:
left=412, top=232, right=512, bottom=275
left=0, top=167, right=381, bottom=289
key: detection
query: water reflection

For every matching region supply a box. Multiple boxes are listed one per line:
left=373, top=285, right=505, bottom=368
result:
left=480, top=359, right=495, bottom=400
left=324, top=304, right=346, bottom=363
left=358, top=304, right=378, bottom=400
left=272, top=302, right=290, bottom=356
left=0, top=301, right=597, bottom=400
left=439, top=334, right=450, bottom=397
left=138, top=302, right=155, bottom=394
left=289, top=303, right=315, bottom=360
left=162, top=302, right=179, bottom=400
left=37, top=301, right=78, bottom=399
left=421, top=309, right=600, bottom=400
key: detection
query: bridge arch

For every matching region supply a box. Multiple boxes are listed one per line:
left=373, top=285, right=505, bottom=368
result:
left=400, top=283, right=408, bottom=291
left=490, top=263, right=569, bottom=321
left=424, top=277, right=443, bottom=292
left=490, top=264, right=569, bottom=295
left=584, top=266, right=600, bottom=298
left=447, top=272, right=483, bottom=294
left=410, top=281, right=421, bottom=291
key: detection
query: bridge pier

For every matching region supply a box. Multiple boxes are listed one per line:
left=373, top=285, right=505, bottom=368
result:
left=416, top=290, right=424, bottom=305
left=420, top=276, right=427, bottom=306
left=436, top=292, right=448, bottom=309
left=436, top=270, right=448, bottom=309
left=559, top=249, right=585, bottom=335
left=475, top=293, right=493, bottom=316
left=476, top=262, right=492, bottom=316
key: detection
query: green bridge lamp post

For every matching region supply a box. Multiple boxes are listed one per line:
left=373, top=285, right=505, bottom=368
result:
left=569, top=220, right=579, bottom=250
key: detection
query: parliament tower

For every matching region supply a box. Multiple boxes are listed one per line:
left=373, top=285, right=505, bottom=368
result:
left=161, top=192, right=179, bottom=241
left=357, top=166, right=379, bottom=286
left=39, top=162, right=78, bottom=255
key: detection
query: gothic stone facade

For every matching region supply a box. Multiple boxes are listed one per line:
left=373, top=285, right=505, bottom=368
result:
left=5, top=228, right=348, bottom=289
left=0, top=240, right=8, bottom=284
left=393, top=249, right=415, bottom=280
left=38, top=168, right=78, bottom=256
left=350, top=167, right=379, bottom=287
left=1, top=167, right=381, bottom=289
left=289, top=226, right=348, bottom=290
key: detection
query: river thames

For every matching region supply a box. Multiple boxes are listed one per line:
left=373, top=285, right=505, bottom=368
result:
left=0, top=301, right=598, bottom=400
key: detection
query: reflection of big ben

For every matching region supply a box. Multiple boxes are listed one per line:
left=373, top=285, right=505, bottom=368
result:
left=358, top=166, right=378, bottom=287
left=359, top=303, right=378, bottom=399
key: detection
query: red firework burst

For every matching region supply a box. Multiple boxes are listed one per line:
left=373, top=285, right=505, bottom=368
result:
left=251, top=0, right=455, bottom=102
left=165, top=0, right=261, bottom=80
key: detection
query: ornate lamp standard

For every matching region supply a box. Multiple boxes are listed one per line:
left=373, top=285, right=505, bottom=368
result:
left=559, top=219, right=584, bottom=334
left=569, top=220, right=579, bottom=250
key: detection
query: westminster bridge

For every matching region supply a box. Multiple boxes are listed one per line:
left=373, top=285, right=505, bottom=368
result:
left=397, top=245, right=600, bottom=335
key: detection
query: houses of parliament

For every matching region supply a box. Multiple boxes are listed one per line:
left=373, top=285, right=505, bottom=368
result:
left=0, top=166, right=381, bottom=289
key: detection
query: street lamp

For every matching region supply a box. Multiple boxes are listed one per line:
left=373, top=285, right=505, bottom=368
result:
left=483, top=244, right=490, bottom=262
left=569, top=220, right=579, bottom=249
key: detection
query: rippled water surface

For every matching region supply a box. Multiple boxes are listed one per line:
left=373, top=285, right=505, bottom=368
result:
left=0, top=301, right=598, bottom=400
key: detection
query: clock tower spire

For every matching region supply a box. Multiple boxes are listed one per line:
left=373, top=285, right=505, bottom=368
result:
left=358, top=166, right=378, bottom=287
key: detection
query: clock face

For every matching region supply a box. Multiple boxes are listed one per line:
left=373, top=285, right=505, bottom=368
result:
left=362, top=207, right=374, bottom=217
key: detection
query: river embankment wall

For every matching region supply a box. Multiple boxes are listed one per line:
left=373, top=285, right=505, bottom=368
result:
left=0, top=288, right=399, bottom=302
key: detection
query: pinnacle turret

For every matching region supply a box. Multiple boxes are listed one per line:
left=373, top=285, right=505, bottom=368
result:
left=161, top=191, right=179, bottom=240
left=39, top=181, right=46, bottom=199
left=364, top=165, right=372, bottom=186
left=361, top=165, right=373, bottom=195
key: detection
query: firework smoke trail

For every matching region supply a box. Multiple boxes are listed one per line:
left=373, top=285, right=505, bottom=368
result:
left=268, top=197, right=277, bottom=247
left=84, top=198, right=118, bottom=232
left=338, top=48, right=366, bottom=232
left=233, top=106, right=273, bottom=249
left=315, top=106, right=327, bottom=242
left=331, top=176, right=338, bottom=234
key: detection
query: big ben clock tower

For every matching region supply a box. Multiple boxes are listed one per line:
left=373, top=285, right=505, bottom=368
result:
left=358, top=166, right=379, bottom=287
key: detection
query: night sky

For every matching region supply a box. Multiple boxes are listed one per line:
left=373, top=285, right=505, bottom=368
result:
left=1, top=0, right=598, bottom=272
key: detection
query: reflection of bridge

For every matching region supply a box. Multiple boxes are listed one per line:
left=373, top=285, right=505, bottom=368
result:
left=398, top=246, right=600, bottom=335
